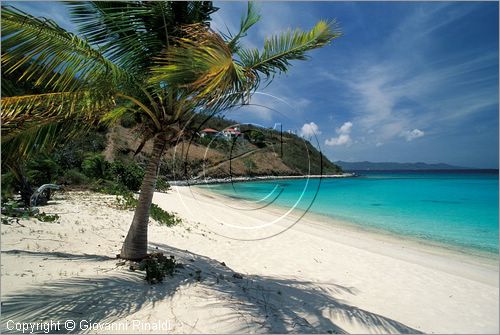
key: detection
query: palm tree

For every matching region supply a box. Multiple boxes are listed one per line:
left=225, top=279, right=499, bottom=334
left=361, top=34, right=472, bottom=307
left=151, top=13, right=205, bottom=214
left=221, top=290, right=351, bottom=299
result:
left=1, top=1, right=341, bottom=260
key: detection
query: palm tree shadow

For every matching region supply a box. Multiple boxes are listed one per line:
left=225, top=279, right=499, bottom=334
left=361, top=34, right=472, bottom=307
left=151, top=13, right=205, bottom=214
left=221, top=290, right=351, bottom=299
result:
left=2, top=249, right=115, bottom=261
left=153, top=243, right=421, bottom=334
left=1, top=245, right=421, bottom=334
left=1, top=270, right=182, bottom=334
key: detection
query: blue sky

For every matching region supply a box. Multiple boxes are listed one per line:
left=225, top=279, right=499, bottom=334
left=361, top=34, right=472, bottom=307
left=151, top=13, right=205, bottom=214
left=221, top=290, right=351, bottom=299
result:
left=7, top=1, right=499, bottom=168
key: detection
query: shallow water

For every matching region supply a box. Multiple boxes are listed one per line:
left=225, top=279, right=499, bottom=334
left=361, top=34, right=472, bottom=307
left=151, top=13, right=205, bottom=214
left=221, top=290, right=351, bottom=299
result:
left=202, top=171, right=499, bottom=255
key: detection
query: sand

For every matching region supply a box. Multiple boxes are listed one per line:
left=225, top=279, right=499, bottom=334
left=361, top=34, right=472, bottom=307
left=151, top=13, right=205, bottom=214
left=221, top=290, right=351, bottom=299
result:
left=1, top=187, right=498, bottom=334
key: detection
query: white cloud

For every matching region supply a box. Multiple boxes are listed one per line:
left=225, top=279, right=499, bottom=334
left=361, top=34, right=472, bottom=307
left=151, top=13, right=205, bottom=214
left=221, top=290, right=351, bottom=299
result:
left=337, top=121, right=353, bottom=134
left=401, top=129, right=425, bottom=141
left=325, top=121, right=353, bottom=146
left=299, top=122, right=321, bottom=137
left=320, top=3, right=497, bottom=150
left=325, top=134, right=352, bottom=146
left=295, top=97, right=312, bottom=109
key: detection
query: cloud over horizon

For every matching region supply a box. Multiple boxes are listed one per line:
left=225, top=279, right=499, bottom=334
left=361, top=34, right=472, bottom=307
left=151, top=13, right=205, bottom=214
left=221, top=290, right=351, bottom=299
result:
left=401, top=129, right=425, bottom=141
left=325, top=121, right=353, bottom=146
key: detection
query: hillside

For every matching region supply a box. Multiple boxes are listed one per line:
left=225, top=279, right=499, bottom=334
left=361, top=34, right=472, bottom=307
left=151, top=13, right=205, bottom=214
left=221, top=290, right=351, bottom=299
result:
left=335, top=161, right=469, bottom=171
left=1, top=115, right=342, bottom=204
left=106, top=116, right=342, bottom=180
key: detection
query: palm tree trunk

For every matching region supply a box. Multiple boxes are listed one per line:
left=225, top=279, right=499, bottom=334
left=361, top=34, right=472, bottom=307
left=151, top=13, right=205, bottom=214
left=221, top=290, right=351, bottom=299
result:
left=120, top=133, right=167, bottom=260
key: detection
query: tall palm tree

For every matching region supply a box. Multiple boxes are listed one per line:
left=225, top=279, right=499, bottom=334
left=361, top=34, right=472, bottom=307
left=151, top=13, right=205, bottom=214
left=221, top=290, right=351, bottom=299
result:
left=1, top=1, right=341, bottom=260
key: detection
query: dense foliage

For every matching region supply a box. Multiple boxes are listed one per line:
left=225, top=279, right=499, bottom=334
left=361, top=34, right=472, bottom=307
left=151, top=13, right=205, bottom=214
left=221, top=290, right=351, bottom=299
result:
left=1, top=130, right=171, bottom=203
left=1, top=1, right=340, bottom=260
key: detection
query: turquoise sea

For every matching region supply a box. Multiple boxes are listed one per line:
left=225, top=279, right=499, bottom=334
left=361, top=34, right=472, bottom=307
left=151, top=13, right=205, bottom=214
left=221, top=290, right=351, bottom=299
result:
left=202, top=171, right=499, bottom=255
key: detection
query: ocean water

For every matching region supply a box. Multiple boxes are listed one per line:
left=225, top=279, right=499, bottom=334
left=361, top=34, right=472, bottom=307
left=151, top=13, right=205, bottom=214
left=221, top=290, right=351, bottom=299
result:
left=201, top=171, right=499, bottom=255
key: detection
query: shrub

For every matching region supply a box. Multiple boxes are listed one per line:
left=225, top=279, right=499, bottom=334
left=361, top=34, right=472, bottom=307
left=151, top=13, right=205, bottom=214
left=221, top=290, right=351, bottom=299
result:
left=113, top=191, right=181, bottom=226
left=26, top=156, right=61, bottom=186
left=1, top=173, right=15, bottom=202
left=81, top=153, right=107, bottom=179
left=115, top=191, right=138, bottom=210
left=0, top=201, right=56, bottom=224
left=119, top=113, right=138, bottom=128
left=150, top=204, right=182, bottom=226
left=52, top=131, right=107, bottom=170
left=91, top=179, right=128, bottom=195
left=1, top=201, right=36, bottom=218
left=156, top=177, right=171, bottom=193
left=246, top=130, right=266, bottom=148
left=35, top=212, right=60, bottom=223
left=60, top=169, right=88, bottom=185
left=138, top=253, right=180, bottom=284
left=106, top=160, right=144, bottom=192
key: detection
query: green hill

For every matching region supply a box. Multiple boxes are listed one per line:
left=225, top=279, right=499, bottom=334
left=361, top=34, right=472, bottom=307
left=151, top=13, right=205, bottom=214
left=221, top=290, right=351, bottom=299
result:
left=108, top=115, right=342, bottom=180
left=2, top=114, right=342, bottom=204
left=104, top=118, right=342, bottom=179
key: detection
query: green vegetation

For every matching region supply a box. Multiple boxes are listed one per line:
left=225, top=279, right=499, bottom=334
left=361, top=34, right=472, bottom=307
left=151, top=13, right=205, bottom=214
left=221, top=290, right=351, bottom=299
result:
left=245, top=129, right=266, bottom=148
left=150, top=204, right=182, bottom=227
left=1, top=129, right=159, bottom=202
left=35, top=212, right=60, bottom=223
left=1, top=201, right=38, bottom=219
left=1, top=199, right=59, bottom=224
left=243, top=158, right=258, bottom=175
left=1, top=1, right=340, bottom=260
left=156, top=176, right=172, bottom=193
left=105, top=160, right=145, bottom=192
left=184, top=116, right=342, bottom=178
left=137, top=253, right=182, bottom=284
left=281, top=134, right=342, bottom=175
left=115, top=191, right=181, bottom=227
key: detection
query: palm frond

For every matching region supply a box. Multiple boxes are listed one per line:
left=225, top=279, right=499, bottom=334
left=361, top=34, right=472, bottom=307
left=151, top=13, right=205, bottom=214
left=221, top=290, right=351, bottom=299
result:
left=65, top=1, right=218, bottom=75
left=238, top=20, right=341, bottom=80
left=101, top=106, right=135, bottom=125
left=1, top=5, right=129, bottom=93
left=149, top=24, right=247, bottom=110
left=226, top=2, right=261, bottom=52
left=2, top=123, right=65, bottom=162
left=115, top=93, right=162, bottom=130
left=65, top=1, right=161, bottom=75
left=1, top=92, right=116, bottom=141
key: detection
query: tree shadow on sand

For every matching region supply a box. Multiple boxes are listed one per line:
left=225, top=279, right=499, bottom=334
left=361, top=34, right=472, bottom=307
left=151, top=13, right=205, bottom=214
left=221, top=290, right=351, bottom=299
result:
left=1, top=244, right=421, bottom=334
left=2, top=249, right=115, bottom=261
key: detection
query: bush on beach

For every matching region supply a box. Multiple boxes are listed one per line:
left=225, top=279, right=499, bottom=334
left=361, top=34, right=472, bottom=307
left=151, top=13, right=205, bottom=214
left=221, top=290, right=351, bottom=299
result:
left=136, top=253, right=181, bottom=284
left=115, top=191, right=181, bottom=227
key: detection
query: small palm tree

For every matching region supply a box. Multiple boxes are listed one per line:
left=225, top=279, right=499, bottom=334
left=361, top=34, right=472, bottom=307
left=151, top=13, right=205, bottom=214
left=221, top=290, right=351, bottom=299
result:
left=1, top=1, right=341, bottom=260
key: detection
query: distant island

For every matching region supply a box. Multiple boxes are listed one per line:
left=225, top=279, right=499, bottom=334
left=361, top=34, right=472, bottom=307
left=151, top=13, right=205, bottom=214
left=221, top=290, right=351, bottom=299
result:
left=335, top=161, right=472, bottom=171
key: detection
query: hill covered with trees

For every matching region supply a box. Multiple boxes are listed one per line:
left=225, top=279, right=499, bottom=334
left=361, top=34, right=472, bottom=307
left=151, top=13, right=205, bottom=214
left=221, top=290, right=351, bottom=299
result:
left=108, top=114, right=342, bottom=180
left=2, top=114, right=342, bottom=204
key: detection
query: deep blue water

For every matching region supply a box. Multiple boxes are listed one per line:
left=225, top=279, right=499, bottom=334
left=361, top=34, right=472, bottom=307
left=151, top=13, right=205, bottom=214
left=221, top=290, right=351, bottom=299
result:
left=201, top=171, right=499, bottom=255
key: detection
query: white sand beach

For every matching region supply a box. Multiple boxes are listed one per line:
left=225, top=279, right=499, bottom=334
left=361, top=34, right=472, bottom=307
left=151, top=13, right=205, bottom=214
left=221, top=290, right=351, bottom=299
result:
left=1, top=187, right=498, bottom=334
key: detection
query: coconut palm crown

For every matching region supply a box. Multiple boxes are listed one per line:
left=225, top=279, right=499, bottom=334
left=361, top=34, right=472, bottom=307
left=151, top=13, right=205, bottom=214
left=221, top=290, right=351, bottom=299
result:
left=1, top=1, right=341, bottom=260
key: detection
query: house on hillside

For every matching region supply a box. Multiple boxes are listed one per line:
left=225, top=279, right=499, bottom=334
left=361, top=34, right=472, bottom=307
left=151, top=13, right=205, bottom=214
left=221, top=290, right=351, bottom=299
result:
left=199, top=128, right=219, bottom=138
left=199, top=127, right=244, bottom=141
left=222, top=127, right=242, bottom=139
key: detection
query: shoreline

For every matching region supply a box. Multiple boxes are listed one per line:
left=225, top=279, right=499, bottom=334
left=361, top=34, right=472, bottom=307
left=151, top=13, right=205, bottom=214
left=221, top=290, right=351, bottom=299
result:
left=2, top=189, right=498, bottom=333
left=168, top=173, right=356, bottom=186
left=192, top=183, right=499, bottom=263
left=306, top=208, right=499, bottom=263
left=158, top=186, right=499, bottom=332
left=191, top=185, right=499, bottom=269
